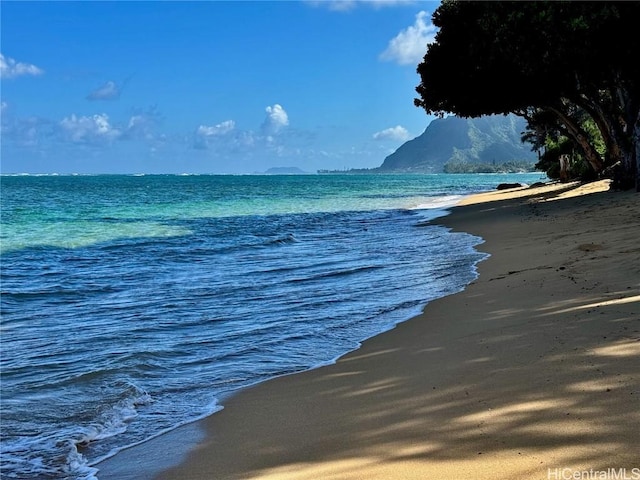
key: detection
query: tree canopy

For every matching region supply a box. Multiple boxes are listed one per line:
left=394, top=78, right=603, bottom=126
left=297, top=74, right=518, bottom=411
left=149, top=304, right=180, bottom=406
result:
left=414, top=1, right=640, bottom=189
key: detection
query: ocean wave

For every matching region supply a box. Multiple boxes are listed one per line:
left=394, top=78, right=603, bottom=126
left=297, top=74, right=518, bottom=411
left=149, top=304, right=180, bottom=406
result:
left=0, top=382, right=151, bottom=480
left=264, top=233, right=298, bottom=246
left=287, top=264, right=385, bottom=283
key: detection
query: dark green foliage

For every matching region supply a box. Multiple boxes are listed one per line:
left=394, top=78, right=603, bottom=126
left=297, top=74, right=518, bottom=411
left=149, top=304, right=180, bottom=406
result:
left=415, top=1, right=640, bottom=189
left=534, top=137, right=592, bottom=181
left=443, top=161, right=536, bottom=174
left=527, top=112, right=605, bottom=181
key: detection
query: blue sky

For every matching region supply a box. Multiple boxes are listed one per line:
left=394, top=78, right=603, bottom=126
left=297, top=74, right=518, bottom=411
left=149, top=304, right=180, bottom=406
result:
left=1, top=0, right=440, bottom=174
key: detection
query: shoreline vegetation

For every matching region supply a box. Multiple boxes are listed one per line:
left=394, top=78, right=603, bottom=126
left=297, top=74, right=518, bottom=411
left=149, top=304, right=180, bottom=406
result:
left=96, top=180, right=639, bottom=480
left=317, top=160, right=537, bottom=175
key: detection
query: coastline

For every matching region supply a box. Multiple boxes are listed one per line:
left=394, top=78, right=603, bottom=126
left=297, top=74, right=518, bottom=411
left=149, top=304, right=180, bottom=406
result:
left=99, top=180, right=639, bottom=480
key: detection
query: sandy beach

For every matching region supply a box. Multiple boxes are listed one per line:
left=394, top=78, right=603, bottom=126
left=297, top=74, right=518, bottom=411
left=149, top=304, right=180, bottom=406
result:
left=103, top=180, right=639, bottom=480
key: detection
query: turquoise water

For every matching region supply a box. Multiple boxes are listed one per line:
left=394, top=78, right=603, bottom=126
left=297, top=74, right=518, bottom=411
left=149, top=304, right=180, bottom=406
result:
left=0, top=173, right=544, bottom=479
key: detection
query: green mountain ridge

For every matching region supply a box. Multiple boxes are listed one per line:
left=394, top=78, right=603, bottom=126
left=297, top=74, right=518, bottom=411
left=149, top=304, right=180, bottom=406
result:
left=376, top=114, right=536, bottom=173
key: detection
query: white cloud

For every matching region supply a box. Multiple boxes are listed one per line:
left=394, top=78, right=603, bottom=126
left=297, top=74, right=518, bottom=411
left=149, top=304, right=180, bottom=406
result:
left=0, top=53, right=44, bottom=79
left=126, top=116, right=154, bottom=140
left=262, top=104, right=289, bottom=135
left=87, top=81, right=121, bottom=101
left=379, top=10, right=436, bottom=65
left=373, top=125, right=410, bottom=141
left=307, top=0, right=414, bottom=11
left=197, top=120, right=236, bottom=137
left=193, top=120, right=236, bottom=149
left=319, top=1, right=359, bottom=11
left=123, top=105, right=163, bottom=141
left=128, top=115, right=147, bottom=130
left=59, top=113, right=121, bottom=143
left=194, top=105, right=289, bottom=152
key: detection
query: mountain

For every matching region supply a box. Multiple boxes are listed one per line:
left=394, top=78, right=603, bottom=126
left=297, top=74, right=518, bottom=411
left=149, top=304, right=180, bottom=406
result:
left=376, top=114, right=536, bottom=173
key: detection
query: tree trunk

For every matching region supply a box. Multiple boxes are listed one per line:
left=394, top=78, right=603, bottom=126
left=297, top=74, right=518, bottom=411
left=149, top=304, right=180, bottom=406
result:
left=559, top=154, right=571, bottom=182
left=575, top=94, right=625, bottom=167
left=546, top=105, right=604, bottom=173
left=621, top=86, right=640, bottom=191
left=606, top=86, right=640, bottom=190
left=635, top=114, right=640, bottom=192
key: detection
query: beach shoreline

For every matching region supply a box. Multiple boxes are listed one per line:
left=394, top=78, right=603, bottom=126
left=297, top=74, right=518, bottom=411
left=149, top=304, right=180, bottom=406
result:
left=98, top=180, right=639, bottom=480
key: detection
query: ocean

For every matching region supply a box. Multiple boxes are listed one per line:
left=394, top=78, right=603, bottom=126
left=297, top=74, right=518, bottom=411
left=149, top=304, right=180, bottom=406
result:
left=0, top=173, right=544, bottom=480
